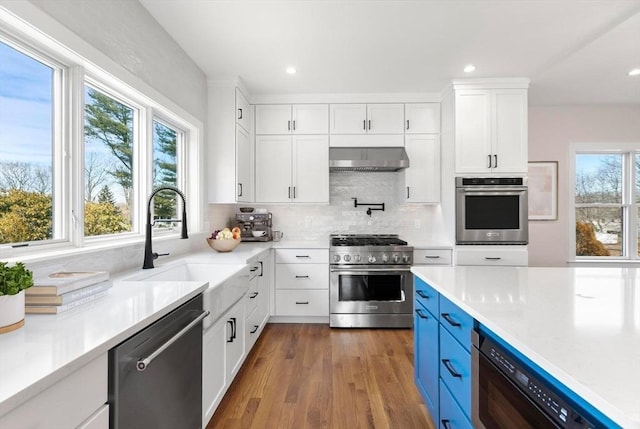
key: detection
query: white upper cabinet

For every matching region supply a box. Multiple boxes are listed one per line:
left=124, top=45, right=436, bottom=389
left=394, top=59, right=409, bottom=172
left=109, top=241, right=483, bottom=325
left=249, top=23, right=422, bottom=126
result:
left=235, top=125, right=251, bottom=202
left=255, top=135, right=329, bottom=203
left=404, top=135, right=440, bottom=203
left=330, top=103, right=404, bottom=134
left=405, top=103, right=440, bottom=134
left=235, top=88, right=250, bottom=132
left=454, top=87, right=527, bottom=174
left=255, top=104, right=328, bottom=135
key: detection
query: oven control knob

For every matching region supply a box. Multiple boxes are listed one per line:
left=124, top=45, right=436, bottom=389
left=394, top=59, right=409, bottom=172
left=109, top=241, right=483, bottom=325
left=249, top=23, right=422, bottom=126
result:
left=402, top=255, right=411, bottom=263
left=353, top=254, right=361, bottom=262
left=343, top=254, right=351, bottom=262
left=368, top=255, right=376, bottom=263
left=393, top=254, right=400, bottom=263
left=381, top=254, right=389, bottom=263
left=333, top=254, right=341, bottom=263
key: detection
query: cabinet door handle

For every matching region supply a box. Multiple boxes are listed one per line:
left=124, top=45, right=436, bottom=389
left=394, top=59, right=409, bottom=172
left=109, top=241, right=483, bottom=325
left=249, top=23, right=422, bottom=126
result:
left=288, top=120, right=291, bottom=131
left=250, top=325, right=259, bottom=334
left=231, top=317, right=237, bottom=340
left=238, top=183, right=243, bottom=197
left=293, top=186, right=296, bottom=199
left=237, top=108, right=243, bottom=120
left=226, top=319, right=234, bottom=343
left=425, top=255, right=441, bottom=259
left=406, top=186, right=410, bottom=199
left=292, top=120, right=296, bottom=131
left=487, top=154, right=492, bottom=168
left=295, top=275, right=310, bottom=279
left=442, top=359, right=463, bottom=378
left=416, top=290, right=430, bottom=300
left=368, top=119, right=371, bottom=130
left=494, top=154, right=498, bottom=168
left=441, top=419, right=453, bottom=429
left=258, top=261, right=264, bottom=277
left=249, top=292, right=259, bottom=298
left=288, top=186, right=291, bottom=199
left=295, top=301, right=309, bottom=305
left=406, top=119, right=410, bottom=130
left=441, top=313, right=461, bottom=327
left=485, top=257, right=502, bottom=261
left=415, top=309, right=428, bottom=319
left=363, top=119, right=366, bottom=130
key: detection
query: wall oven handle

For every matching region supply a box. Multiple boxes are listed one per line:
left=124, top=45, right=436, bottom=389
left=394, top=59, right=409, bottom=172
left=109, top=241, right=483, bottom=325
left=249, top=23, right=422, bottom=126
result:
left=416, top=290, right=430, bottom=299
left=442, top=359, right=463, bottom=378
left=330, top=267, right=411, bottom=273
left=441, top=313, right=461, bottom=327
left=137, top=310, right=209, bottom=371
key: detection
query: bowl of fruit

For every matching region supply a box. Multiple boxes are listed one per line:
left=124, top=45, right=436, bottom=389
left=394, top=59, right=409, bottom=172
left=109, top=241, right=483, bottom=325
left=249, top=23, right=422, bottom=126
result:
left=207, top=227, right=241, bottom=252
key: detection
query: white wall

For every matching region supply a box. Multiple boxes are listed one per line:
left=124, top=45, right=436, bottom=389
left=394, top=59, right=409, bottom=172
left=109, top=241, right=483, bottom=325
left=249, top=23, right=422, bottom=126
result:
left=528, top=105, right=640, bottom=266
left=209, top=171, right=450, bottom=245
left=27, top=0, right=207, bottom=122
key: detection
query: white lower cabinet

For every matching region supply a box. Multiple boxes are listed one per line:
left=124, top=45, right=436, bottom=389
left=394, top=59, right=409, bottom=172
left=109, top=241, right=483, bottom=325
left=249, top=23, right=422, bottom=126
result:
left=203, top=316, right=227, bottom=425
left=0, top=354, right=107, bottom=429
left=275, top=248, right=329, bottom=317
left=414, top=248, right=453, bottom=266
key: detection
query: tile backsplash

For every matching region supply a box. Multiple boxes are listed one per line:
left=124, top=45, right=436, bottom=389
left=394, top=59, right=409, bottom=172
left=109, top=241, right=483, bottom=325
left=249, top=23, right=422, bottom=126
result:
left=209, top=172, right=449, bottom=244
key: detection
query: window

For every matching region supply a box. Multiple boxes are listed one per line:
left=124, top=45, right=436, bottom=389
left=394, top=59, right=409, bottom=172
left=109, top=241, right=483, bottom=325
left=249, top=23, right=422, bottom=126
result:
left=571, top=144, right=640, bottom=260
left=0, top=21, right=203, bottom=259
left=0, top=39, right=59, bottom=246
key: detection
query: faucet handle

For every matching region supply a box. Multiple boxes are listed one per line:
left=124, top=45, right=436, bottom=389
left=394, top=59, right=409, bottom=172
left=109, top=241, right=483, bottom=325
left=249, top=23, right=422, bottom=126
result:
left=153, top=252, right=170, bottom=260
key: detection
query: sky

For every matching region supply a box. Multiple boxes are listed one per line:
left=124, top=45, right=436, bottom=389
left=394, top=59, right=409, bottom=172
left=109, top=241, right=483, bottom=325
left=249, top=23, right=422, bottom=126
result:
left=0, top=41, right=53, bottom=166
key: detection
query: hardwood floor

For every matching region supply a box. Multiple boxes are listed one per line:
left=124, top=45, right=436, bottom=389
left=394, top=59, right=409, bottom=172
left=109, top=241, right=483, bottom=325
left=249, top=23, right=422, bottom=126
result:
left=207, top=324, right=435, bottom=429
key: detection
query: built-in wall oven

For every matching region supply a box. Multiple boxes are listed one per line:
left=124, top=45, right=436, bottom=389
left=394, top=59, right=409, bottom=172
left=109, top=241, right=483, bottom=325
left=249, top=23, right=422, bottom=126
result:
left=329, top=234, right=413, bottom=328
left=472, top=329, right=606, bottom=429
left=456, top=177, right=528, bottom=245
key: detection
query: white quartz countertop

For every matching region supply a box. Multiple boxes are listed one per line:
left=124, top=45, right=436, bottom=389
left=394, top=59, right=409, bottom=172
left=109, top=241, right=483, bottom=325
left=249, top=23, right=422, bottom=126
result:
left=411, top=266, right=640, bottom=429
left=0, top=241, right=279, bottom=418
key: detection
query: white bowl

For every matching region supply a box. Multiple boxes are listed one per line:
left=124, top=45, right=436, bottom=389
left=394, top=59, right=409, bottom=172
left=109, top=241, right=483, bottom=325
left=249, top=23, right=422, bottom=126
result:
left=206, top=238, right=240, bottom=252
left=251, top=231, right=267, bottom=238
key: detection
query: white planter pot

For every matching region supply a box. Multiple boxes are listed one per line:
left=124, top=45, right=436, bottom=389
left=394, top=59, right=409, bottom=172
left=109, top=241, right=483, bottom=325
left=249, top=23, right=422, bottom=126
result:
left=0, top=290, right=25, bottom=333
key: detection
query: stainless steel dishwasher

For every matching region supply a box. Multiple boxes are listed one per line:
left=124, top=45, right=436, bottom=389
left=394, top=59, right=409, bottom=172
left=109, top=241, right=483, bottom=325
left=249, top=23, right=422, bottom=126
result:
left=109, top=294, right=208, bottom=429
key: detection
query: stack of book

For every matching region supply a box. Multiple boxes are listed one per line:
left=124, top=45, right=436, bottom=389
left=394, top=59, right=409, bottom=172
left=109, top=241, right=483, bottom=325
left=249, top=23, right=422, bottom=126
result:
left=26, top=271, right=111, bottom=314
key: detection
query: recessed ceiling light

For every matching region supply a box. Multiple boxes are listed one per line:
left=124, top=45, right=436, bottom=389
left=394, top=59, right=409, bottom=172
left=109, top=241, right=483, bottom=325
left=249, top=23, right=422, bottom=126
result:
left=464, top=64, right=476, bottom=73
left=286, top=67, right=297, bottom=75
left=629, top=68, right=640, bottom=77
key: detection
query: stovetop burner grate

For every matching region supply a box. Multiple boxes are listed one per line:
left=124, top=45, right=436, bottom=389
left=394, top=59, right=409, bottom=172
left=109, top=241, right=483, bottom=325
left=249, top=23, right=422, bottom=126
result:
left=330, top=234, right=408, bottom=247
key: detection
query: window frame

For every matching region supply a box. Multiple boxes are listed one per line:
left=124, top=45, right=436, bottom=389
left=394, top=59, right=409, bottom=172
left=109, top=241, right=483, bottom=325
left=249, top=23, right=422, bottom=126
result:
left=569, top=142, right=640, bottom=263
left=0, top=10, right=204, bottom=261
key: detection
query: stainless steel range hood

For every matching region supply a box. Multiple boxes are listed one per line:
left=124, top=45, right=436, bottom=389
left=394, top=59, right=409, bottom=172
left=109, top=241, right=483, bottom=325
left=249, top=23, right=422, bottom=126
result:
left=329, top=147, right=410, bottom=172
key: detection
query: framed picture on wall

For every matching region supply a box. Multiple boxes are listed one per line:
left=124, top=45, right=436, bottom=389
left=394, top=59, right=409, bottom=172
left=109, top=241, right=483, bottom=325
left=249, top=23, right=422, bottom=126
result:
left=528, top=161, right=558, bottom=220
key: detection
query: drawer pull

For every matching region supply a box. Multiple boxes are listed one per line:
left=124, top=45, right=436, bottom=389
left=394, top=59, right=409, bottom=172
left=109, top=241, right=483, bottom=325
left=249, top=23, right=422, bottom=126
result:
left=415, top=309, right=428, bottom=319
left=441, top=419, right=452, bottom=429
left=485, top=257, right=502, bottom=261
left=250, top=325, right=259, bottom=334
left=295, top=255, right=310, bottom=258
left=250, top=266, right=259, bottom=272
left=249, top=292, right=259, bottom=299
left=295, top=301, right=309, bottom=305
left=295, top=275, right=310, bottom=279
left=416, top=290, right=430, bottom=299
left=441, top=313, right=461, bottom=327
left=425, top=255, right=441, bottom=259
left=442, top=359, right=462, bottom=378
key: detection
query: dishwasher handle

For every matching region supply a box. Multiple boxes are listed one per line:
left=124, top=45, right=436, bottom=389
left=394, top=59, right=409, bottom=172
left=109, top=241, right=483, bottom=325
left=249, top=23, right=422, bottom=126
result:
left=137, top=309, right=209, bottom=372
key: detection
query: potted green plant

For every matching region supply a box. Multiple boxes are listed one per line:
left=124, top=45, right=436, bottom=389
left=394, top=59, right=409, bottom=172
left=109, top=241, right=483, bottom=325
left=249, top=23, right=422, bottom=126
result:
left=0, top=262, right=33, bottom=333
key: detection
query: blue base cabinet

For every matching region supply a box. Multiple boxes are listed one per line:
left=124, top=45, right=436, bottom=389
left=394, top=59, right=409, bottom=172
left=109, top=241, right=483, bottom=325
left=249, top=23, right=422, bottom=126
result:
left=414, top=276, right=473, bottom=429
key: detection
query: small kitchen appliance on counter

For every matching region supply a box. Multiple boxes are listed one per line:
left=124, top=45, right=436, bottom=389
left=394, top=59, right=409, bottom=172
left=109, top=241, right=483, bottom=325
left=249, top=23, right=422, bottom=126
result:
left=235, top=212, right=273, bottom=242
left=329, top=234, right=414, bottom=328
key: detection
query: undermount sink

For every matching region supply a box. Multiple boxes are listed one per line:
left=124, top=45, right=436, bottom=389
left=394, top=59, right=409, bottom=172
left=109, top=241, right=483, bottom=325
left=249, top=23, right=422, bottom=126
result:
left=125, top=262, right=249, bottom=328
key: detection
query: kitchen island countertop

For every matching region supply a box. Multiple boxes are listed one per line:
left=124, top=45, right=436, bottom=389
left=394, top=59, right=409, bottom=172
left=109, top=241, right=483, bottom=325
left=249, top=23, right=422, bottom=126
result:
left=411, top=265, right=640, bottom=429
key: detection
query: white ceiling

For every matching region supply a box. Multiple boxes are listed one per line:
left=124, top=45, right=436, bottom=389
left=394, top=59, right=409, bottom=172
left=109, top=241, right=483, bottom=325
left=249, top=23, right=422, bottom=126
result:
left=139, top=0, right=640, bottom=105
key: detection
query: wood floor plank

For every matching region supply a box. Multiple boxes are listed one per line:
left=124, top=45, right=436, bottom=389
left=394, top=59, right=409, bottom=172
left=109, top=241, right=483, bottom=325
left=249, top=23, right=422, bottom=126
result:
left=207, top=324, right=435, bottom=429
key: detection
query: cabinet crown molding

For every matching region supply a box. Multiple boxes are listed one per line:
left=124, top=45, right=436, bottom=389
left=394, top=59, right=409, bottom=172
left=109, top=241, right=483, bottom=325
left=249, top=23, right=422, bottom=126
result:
left=451, top=78, right=530, bottom=91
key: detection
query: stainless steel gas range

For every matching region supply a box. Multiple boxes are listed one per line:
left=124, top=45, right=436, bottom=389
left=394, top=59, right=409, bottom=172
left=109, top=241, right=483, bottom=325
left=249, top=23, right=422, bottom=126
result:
left=329, top=234, right=414, bottom=328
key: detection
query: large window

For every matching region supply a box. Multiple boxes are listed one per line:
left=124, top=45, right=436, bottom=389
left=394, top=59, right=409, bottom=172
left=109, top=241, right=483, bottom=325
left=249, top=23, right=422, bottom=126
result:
left=0, top=40, right=58, bottom=245
left=572, top=145, right=640, bottom=260
left=0, top=26, right=200, bottom=257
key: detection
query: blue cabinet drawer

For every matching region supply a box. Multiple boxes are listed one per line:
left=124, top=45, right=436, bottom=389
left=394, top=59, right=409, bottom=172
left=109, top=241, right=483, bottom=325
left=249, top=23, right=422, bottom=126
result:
left=414, top=302, right=439, bottom=425
left=439, top=379, right=472, bottom=429
left=415, top=276, right=439, bottom=316
left=439, top=326, right=471, bottom=420
left=439, top=294, right=473, bottom=352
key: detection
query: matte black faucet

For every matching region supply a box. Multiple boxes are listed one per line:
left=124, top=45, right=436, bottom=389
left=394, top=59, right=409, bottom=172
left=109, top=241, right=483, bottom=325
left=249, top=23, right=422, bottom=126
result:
left=143, top=186, right=188, bottom=269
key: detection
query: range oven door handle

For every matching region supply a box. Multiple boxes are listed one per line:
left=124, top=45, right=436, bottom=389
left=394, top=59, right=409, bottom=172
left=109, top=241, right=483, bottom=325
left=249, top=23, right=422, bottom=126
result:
left=330, top=267, right=411, bottom=274
left=136, top=310, right=210, bottom=371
